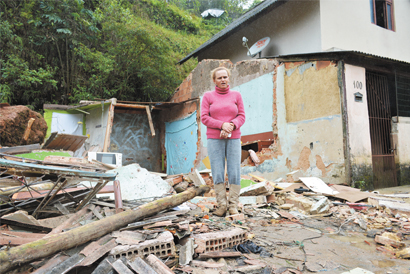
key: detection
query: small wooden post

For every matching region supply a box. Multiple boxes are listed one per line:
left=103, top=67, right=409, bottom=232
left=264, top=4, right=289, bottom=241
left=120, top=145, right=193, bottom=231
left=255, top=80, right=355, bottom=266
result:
left=22, top=118, right=35, bottom=141
left=145, top=105, right=155, bottom=137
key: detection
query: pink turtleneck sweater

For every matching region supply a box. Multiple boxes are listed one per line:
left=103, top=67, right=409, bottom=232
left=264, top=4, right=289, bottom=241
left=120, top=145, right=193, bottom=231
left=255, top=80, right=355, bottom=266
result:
left=201, top=85, right=246, bottom=139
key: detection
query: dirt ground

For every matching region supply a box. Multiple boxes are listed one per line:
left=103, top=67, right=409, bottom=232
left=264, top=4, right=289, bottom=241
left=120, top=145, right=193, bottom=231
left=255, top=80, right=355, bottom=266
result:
left=187, top=185, right=410, bottom=274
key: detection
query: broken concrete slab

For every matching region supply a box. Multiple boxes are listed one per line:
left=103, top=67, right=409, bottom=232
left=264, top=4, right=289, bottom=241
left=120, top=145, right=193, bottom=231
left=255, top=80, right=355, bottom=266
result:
left=240, top=181, right=274, bottom=196
left=238, top=196, right=267, bottom=205
left=106, top=164, right=174, bottom=200
left=179, top=238, right=195, bottom=265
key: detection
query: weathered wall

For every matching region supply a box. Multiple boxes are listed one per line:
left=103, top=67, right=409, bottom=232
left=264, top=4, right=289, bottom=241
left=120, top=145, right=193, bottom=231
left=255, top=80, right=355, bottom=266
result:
left=344, top=64, right=373, bottom=186
left=85, top=104, right=110, bottom=153
left=167, top=59, right=348, bottom=184
left=243, top=61, right=346, bottom=184
left=165, top=59, right=278, bottom=172
left=320, top=0, right=410, bottom=63
left=395, top=117, right=410, bottom=185
left=110, top=111, right=161, bottom=172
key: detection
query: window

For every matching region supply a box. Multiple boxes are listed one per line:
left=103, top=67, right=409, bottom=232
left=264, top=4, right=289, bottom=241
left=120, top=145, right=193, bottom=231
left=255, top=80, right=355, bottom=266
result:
left=370, top=0, right=394, bottom=30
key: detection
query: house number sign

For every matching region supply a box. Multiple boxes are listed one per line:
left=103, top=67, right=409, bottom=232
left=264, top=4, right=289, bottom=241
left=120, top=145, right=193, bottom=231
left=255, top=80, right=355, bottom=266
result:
left=353, top=81, right=363, bottom=89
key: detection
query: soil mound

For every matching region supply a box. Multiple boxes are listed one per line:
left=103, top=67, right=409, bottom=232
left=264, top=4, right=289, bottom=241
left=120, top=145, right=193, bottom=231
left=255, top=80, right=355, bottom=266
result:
left=0, top=105, right=48, bottom=146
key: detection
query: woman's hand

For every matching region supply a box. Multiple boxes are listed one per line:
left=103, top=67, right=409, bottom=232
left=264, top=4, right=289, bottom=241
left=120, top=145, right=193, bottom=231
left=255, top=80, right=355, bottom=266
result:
left=220, top=130, right=229, bottom=139
left=221, top=122, right=234, bottom=133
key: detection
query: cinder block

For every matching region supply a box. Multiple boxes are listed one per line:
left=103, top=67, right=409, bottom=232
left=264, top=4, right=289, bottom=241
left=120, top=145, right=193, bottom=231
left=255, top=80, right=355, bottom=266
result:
left=193, top=228, right=247, bottom=253
left=225, top=213, right=245, bottom=221
left=109, top=231, right=175, bottom=260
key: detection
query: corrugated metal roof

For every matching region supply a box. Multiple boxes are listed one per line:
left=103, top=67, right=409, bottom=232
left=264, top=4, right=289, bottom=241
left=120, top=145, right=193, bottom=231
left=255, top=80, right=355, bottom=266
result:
left=178, top=0, right=288, bottom=64
left=269, top=50, right=410, bottom=67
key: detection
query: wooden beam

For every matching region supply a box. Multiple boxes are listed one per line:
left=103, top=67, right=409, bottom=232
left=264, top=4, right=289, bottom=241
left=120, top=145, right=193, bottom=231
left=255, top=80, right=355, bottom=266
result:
left=103, top=103, right=115, bottom=152
left=22, top=118, right=35, bottom=141
left=0, top=185, right=210, bottom=273
left=145, top=106, right=155, bottom=137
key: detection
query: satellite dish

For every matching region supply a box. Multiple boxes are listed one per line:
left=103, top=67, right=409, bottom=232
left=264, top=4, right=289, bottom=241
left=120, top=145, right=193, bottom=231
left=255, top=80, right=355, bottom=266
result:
left=247, top=37, right=270, bottom=58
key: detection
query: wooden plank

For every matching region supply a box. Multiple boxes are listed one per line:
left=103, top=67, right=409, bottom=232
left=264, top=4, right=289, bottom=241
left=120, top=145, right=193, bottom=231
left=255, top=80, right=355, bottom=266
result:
left=92, top=206, right=104, bottom=220
left=79, top=238, right=117, bottom=266
left=0, top=231, right=45, bottom=239
left=146, top=106, right=156, bottom=137
left=128, top=257, right=158, bottom=274
left=103, top=103, right=115, bottom=152
left=143, top=220, right=173, bottom=229
left=145, top=254, right=175, bottom=274
left=54, top=201, right=70, bottom=215
left=122, top=215, right=178, bottom=231
left=0, top=144, right=41, bottom=155
left=111, top=259, right=134, bottom=274
left=0, top=186, right=210, bottom=274
left=42, top=133, right=87, bottom=152
left=197, top=251, right=242, bottom=260
left=22, top=118, right=35, bottom=141
left=191, top=260, right=225, bottom=268
left=92, top=200, right=116, bottom=208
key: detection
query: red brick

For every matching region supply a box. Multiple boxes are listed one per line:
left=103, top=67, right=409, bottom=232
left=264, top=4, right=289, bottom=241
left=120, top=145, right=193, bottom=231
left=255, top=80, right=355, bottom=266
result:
left=225, top=213, right=245, bottom=221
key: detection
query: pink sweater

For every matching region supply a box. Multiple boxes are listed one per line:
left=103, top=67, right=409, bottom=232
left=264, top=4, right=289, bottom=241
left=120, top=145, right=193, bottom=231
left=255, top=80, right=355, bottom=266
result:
left=201, top=85, right=246, bottom=139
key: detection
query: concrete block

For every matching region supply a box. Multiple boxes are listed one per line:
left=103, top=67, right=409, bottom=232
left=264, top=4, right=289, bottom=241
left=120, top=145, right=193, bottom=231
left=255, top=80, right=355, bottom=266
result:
left=193, top=228, right=247, bottom=253
left=109, top=231, right=175, bottom=260
left=240, top=181, right=274, bottom=196
left=225, top=213, right=245, bottom=221
left=179, top=238, right=195, bottom=265
left=310, top=197, right=329, bottom=214
left=239, top=196, right=267, bottom=205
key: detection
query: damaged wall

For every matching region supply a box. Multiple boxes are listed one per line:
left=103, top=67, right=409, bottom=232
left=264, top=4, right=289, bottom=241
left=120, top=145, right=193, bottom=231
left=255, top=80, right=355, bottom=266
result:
left=84, top=104, right=110, bottom=153
left=110, top=110, right=161, bottom=172
left=344, top=64, right=373, bottom=186
left=243, top=61, right=346, bottom=184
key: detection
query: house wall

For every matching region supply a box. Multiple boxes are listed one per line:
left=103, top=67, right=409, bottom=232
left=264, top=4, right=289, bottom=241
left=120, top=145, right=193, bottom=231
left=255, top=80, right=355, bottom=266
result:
left=320, top=0, right=410, bottom=63
left=242, top=61, right=346, bottom=184
left=198, top=0, right=322, bottom=64
left=168, top=59, right=347, bottom=184
left=85, top=105, right=110, bottom=153
left=395, top=117, right=410, bottom=185
left=344, top=64, right=373, bottom=187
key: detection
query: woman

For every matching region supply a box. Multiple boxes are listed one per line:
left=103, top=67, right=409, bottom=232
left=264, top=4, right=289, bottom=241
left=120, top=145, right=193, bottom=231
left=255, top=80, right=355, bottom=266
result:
left=201, top=67, right=246, bottom=216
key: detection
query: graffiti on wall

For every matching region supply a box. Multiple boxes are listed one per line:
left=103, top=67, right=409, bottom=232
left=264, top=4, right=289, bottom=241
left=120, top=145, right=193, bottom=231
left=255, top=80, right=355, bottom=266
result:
left=110, top=113, right=161, bottom=172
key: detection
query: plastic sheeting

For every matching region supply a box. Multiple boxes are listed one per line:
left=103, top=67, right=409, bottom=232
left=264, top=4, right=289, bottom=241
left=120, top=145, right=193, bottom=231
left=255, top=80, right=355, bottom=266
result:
left=201, top=9, right=224, bottom=18
left=165, top=111, right=198, bottom=175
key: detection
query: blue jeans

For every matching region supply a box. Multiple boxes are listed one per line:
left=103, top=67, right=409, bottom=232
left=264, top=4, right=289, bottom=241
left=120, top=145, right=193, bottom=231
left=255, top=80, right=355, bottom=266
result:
left=207, top=138, right=241, bottom=186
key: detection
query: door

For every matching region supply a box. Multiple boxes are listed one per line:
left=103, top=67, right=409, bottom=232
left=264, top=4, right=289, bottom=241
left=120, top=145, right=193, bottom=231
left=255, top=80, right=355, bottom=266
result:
left=366, top=72, right=397, bottom=189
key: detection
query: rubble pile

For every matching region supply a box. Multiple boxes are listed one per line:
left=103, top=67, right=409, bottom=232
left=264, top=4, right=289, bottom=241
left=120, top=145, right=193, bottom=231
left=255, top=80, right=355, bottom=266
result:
left=1, top=141, right=410, bottom=273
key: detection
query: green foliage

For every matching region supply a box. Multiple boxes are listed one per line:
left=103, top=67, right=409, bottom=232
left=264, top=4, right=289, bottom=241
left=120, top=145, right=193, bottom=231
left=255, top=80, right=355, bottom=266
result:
left=1, top=0, right=251, bottom=110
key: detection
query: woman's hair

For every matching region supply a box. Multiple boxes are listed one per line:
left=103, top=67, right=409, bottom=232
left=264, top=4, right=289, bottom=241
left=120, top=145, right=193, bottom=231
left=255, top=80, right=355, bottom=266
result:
left=211, top=67, right=231, bottom=80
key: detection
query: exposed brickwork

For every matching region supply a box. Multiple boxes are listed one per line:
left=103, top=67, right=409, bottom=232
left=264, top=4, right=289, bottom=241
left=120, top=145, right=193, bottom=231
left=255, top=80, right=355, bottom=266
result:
left=193, top=228, right=247, bottom=253
left=109, top=231, right=175, bottom=260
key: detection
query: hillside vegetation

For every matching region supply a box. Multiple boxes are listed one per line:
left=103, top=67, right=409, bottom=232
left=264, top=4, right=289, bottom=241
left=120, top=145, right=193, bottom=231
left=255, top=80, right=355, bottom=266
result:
left=0, top=0, right=251, bottom=110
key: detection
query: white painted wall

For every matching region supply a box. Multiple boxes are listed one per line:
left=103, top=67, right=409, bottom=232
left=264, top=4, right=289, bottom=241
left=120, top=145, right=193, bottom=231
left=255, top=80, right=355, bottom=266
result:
left=198, top=0, right=322, bottom=64
left=397, top=117, right=410, bottom=164
left=344, top=64, right=372, bottom=164
left=85, top=104, right=110, bottom=152
left=320, top=0, right=410, bottom=62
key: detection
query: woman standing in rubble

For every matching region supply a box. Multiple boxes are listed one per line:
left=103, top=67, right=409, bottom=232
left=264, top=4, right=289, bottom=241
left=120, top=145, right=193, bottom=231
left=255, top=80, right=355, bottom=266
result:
left=201, top=67, right=246, bottom=216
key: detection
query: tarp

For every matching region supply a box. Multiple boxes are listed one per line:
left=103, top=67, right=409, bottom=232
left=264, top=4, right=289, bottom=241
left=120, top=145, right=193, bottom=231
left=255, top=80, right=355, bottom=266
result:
left=165, top=111, right=198, bottom=175
left=201, top=9, right=224, bottom=18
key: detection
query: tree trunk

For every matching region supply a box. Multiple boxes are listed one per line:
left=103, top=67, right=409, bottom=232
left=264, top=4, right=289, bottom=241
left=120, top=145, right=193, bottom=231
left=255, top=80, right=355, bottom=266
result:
left=0, top=186, right=209, bottom=273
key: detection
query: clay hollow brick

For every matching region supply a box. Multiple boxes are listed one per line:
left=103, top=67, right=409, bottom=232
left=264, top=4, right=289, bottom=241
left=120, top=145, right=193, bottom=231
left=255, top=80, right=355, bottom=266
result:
left=109, top=231, right=175, bottom=260
left=193, top=228, right=247, bottom=253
